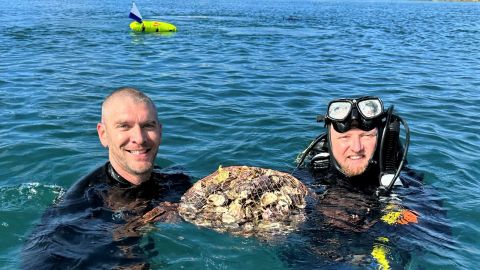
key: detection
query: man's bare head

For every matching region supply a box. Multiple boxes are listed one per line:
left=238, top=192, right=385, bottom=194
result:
left=97, top=87, right=162, bottom=185
left=101, top=87, right=158, bottom=124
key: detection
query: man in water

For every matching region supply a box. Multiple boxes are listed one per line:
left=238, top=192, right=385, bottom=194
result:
left=297, top=96, right=411, bottom=191
left=22, top=87, right=191, bottom=269
left=288, top=96, right=431, bottom=267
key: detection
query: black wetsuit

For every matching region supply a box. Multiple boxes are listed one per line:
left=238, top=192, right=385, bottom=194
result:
left=282, top=166, right=421, bottom=268
left=21, top=162, right=191, bottom=270
left=284, top=143, right=453, bottom=269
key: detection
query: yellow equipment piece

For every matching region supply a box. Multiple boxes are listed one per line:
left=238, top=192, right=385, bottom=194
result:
left=129, top=20, right=177, bottom=33
left=371, top=237, right=391, bottom=270
left=381, top=204, right=419, bottom=225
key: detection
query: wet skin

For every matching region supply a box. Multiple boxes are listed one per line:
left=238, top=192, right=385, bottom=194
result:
left=329, top=126, right=377, bottom=177
left=97, top=95, right=162, bottom=185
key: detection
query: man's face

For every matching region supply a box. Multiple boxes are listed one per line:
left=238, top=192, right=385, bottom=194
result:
left=330, top=126, right=377, bottom=177
left=97, top=96, right=161, bottom=183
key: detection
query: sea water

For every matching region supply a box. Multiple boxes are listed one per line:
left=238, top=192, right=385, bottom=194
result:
left=1, top=0, right=479, bottom=269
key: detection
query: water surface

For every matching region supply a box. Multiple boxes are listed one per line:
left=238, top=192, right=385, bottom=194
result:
left=1, top=0, right=479, bottom=269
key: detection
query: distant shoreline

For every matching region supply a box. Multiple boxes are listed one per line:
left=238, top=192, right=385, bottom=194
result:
left=433, top=0, right=480, bottom=2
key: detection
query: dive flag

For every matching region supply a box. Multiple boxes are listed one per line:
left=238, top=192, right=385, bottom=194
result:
left=129, top=2, right=143, bottom=23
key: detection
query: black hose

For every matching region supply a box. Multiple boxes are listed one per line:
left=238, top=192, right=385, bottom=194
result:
left=295, top=132, right=327, bottom=170
left=384, top=115, right=410, bottom=193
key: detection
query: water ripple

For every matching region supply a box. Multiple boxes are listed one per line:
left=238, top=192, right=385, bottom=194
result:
left=1, top=0, right=480, bottom=269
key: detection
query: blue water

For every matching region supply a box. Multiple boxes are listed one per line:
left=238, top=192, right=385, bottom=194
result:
left=1, top=0, right=479, bottom=268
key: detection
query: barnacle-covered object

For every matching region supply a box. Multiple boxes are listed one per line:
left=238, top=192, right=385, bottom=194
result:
left=178, top=166, right=310, bottom=237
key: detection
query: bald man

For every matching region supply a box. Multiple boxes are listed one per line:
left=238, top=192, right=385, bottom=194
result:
left=22, top=87, right=191, bottom=269
left=97, top=88, right=162, bottom=185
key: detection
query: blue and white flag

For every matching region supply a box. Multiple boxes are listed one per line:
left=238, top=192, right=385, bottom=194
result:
left=129, top=2, right=143, bottom=23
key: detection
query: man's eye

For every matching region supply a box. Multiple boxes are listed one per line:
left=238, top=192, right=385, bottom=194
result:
left=143, top=124, right=156, bottom=129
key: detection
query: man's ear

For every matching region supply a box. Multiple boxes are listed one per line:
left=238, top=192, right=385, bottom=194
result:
left=97, top=122, right=108, bottom=148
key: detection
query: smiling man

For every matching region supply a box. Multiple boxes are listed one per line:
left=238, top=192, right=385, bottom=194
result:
left=297, top=96, right=407, bottom=189
left=294, top=96, right=417, bottom=233
left=288, top=97, right=425, bottom=267
left=329, top=125, right=378, bottom=178
left=98, top=89, right=162, bottom=185
left=22, top=87, right=191, bottom=269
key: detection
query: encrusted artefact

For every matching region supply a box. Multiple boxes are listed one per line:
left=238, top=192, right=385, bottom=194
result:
left=178, top=166, right=310, bottom=237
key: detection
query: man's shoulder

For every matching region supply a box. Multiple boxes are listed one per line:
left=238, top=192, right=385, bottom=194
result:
left=61, top=163, right=108, bottom=202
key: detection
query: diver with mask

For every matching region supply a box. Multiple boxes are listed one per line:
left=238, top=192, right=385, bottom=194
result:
left=285, top=96, right=427, bottom=268
left=296, top=96, right=411, bottom=195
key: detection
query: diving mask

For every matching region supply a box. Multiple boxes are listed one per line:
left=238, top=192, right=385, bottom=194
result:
left=325, top=96, right=384, bottom=133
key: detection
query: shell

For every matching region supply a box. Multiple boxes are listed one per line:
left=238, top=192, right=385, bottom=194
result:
left=260, top=192, right=278, bottom=207
left=228, top=199, right=245, bottom=220
left=179, top=166, right=312, bottom=238
left=207, top=194, right=226, bottom=207
left=221, top=213, right=237, bottom=224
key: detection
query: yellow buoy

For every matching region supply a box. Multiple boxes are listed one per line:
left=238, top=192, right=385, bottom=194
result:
left=129, top=20, right=176, bottom=33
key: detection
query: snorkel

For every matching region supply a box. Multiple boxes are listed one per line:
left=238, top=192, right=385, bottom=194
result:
left=296, top=96, right=410, bottom=195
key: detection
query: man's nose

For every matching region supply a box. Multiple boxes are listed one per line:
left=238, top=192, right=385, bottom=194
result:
left=131, top=125, right=146, bottom=144
left=350, top=136, right=363, bottom=152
